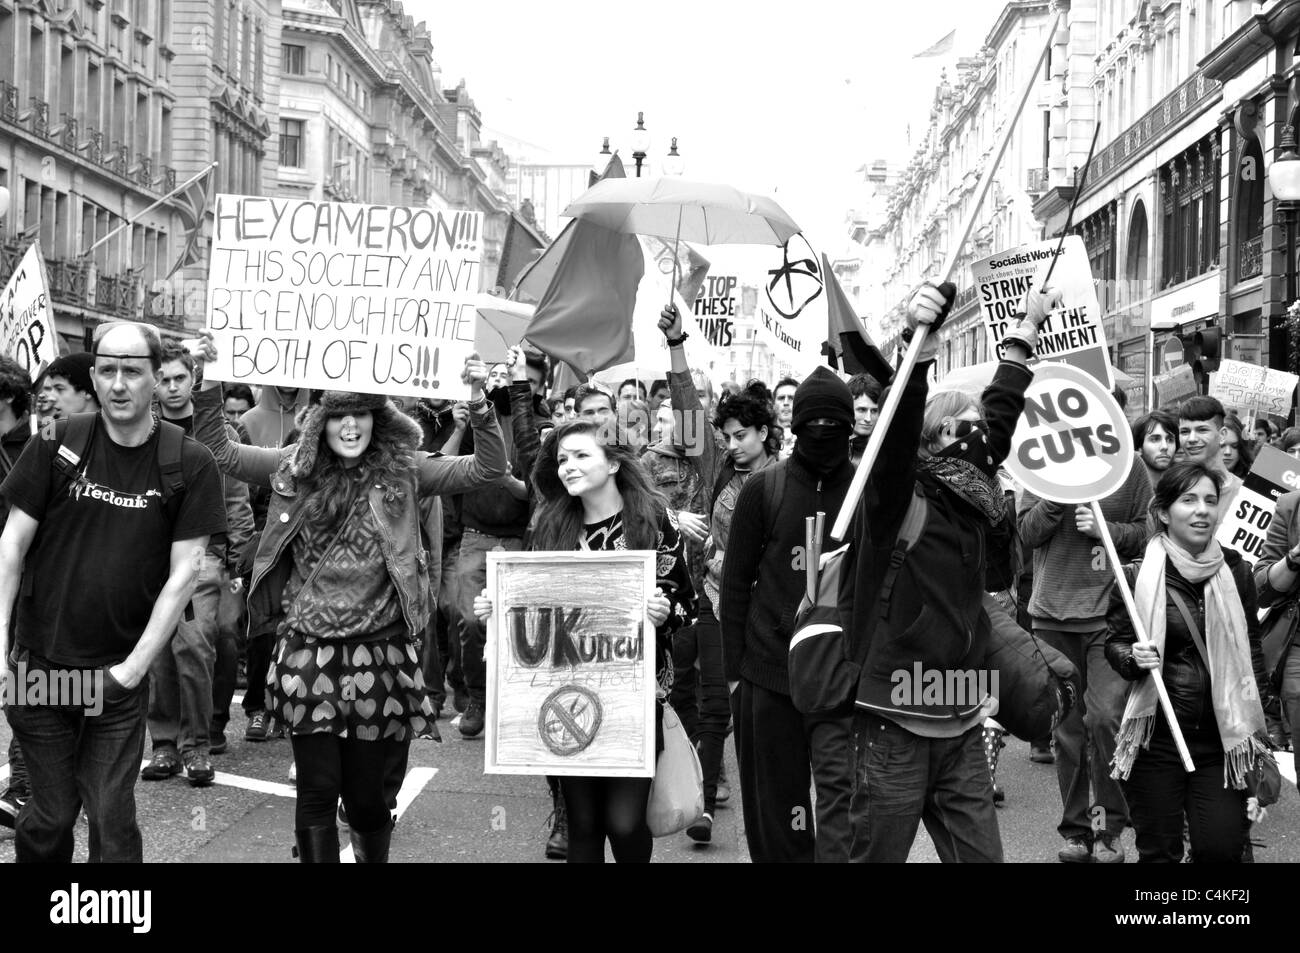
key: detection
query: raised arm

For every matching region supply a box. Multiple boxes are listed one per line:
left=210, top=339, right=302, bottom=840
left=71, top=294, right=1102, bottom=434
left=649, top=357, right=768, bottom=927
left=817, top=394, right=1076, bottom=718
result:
left=415, top=358, right=508, bottom=496
left=193, top=386, right=283, bottom=488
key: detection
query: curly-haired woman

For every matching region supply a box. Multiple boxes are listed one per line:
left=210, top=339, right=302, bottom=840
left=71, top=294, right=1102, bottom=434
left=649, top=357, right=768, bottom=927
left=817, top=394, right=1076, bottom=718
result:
left=192, top=334, right=506, bottom=862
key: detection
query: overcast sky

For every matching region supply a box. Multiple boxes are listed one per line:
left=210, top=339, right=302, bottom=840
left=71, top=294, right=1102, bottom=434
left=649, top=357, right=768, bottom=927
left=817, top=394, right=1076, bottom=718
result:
left=410, top=0, right=1011, bottom=252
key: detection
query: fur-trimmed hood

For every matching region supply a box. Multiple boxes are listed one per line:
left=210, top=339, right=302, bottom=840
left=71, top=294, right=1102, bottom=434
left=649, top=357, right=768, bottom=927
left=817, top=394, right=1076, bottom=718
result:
left=289, top=391, right=424, bottom=479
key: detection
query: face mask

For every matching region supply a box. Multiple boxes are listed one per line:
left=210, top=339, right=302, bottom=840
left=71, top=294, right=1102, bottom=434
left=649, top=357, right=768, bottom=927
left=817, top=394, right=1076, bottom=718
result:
left=941, top=418, right=989, bottom=461
left=794, top=424, right=850, bottom=472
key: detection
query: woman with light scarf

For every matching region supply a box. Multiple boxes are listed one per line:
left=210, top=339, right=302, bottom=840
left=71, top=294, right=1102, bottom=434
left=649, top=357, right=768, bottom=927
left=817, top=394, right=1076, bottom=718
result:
left=1105, top=461, right=1270, bottom=863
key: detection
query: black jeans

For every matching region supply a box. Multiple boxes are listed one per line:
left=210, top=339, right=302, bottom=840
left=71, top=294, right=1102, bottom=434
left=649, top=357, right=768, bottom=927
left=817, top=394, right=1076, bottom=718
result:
left=848, top=713, right=1003, bottom=863
left=5, top=736, right=27, bottom=795
left=242, top=632, right=274, bottom=716
left=1121, top=722, right=1249, bottom=863
left=290, top=733, right=409, bottom=833
left=668, top=596, right=730, bottom=813
left=733, top=678, right=855, bottom=862
left=560, top=776, right=653, bottom=863
left=6, top=648, right=150, bottom=862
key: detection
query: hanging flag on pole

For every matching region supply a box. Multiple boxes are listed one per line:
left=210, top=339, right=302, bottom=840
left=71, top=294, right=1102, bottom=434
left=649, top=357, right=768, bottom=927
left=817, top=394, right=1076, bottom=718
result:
left=165, top=164, right=216, bottom=277
left=820, top=252, right=891, bottom=382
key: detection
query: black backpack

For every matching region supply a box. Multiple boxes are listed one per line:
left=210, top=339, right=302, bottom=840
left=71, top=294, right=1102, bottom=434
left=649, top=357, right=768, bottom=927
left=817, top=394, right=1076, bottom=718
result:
left=47, top=412, right=187, bottom=523
left=788, top=484, right=928, bottom=715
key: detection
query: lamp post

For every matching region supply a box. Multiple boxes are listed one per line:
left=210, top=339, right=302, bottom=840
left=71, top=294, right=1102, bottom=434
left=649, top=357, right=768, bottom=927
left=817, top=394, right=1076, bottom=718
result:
left=597, top=115, right=684, bottom=179
left=1271, top=123, right=1300, bottom=379
left=630, top=112, right=650, bottom=177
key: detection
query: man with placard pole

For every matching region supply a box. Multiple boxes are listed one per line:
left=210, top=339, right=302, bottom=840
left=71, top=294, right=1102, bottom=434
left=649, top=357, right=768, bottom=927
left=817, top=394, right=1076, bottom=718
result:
left=1004, top=361, right=1195, bottom=773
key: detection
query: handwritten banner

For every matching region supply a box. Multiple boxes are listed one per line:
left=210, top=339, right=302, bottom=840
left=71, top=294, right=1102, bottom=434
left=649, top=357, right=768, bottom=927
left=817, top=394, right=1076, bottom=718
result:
left=1209, top=359, right=1299, bottom=427
left=1217, top=445, right=1295, bottom=562
left=971, top=236, right=1113, bottom=390
left=693, top=274, right=737, bottom=348
left=0, top=243, right=58, bottom=379
left=1153, top=363, right=1197, bottom=408
left=484, top=551, right=656, bottom=778
left=204, top=194, right=483, bottom=398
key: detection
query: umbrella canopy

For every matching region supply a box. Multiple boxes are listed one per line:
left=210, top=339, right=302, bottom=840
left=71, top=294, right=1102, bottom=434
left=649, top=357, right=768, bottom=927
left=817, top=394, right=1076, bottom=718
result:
left=472, top=293, right=534, bottom=364
left=561, top=176, right=800, bottom=246
left=935, top=360, right=1133, bottom=398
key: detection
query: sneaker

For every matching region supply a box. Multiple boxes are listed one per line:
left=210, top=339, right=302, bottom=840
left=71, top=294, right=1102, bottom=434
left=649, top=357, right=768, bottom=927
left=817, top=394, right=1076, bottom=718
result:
left=1029, top=743, right=1055, bottom=764
left=459, top=700, right=485, bottom=739
left=453, top=688, right=470, bottom=714
left=183, top=751, right=215, bottom=787
left=1058, top=836, right=1092, bottom=863
left=687, top=812, right=713, bottom=843
left=1093, top=835, right=1126, bottom=864
left=992, top=783, right=1005, bottom=807
left=140, top=748, right=183, bottom=781
left=0, top=785, right=28, bottom=830
left=245, top=710, right=274, bottom=742
left=210, top=727, right=228, bottom=755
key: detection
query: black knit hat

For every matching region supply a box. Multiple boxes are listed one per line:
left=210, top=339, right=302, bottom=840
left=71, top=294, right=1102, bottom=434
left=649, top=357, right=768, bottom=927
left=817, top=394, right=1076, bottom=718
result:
left=791, top=366, right=853, bottom=433
left=44, top=352, right=96, bottom=395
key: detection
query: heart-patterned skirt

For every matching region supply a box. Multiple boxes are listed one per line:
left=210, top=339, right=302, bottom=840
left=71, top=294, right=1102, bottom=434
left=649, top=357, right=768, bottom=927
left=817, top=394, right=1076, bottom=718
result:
left=267, top=630, right=442, bottom=743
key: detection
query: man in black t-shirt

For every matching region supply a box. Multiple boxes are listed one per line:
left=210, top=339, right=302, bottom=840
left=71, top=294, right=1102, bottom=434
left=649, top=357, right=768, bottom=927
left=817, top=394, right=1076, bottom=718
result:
left=0, top=323, right=227, bottom=863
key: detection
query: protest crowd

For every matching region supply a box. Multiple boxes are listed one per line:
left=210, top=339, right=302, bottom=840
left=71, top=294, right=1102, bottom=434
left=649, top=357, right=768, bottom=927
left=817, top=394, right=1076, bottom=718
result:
left=0, top=264, right=1292, bottom=867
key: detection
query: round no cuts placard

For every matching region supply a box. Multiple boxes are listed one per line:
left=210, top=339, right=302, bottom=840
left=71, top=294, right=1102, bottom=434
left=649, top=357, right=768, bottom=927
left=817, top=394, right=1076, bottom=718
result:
left=1005, top=361, right=1134, bottom=504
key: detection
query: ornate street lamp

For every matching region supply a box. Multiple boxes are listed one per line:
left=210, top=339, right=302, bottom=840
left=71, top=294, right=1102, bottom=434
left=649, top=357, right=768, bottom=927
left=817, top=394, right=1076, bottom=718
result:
left=663, top=137, right=685, bottom=177
left=630, top=112, right=650, bottom=177
left=1271, top=125, right=1300, bottom=378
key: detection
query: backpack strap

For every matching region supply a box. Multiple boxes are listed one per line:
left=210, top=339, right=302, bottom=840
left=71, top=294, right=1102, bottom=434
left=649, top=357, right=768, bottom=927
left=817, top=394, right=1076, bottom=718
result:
left=155, top=420, right=187, bottom=506
left=878, top=484, right=928, bottom=621
left=1168, top=588, right=1210, bottom=668
left=759, top=461, right=788, bottom=554
left=52, top=413, right=97, bottom=486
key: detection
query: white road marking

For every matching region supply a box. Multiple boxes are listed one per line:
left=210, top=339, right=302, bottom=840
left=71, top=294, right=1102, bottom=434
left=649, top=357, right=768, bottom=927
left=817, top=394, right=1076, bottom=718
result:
left=340, top=767, right=438, bottom=864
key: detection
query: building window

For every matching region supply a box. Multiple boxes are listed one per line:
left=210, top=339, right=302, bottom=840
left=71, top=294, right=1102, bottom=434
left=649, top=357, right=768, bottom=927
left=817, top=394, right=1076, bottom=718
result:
left=1160, top=136, right=1219, bottom=289
left=282, top=43, right=304, bottom=76
left=279, top=118, right=303, bottom=168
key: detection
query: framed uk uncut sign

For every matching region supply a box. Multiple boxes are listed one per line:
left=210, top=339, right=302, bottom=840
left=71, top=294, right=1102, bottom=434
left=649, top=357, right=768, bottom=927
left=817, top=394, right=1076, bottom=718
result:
left=483, top=551, right=656, bottom=778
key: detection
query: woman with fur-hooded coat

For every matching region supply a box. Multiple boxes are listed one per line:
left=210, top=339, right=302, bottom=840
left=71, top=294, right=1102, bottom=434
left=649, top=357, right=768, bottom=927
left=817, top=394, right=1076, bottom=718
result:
left=192, top=338, right=506, bottom=863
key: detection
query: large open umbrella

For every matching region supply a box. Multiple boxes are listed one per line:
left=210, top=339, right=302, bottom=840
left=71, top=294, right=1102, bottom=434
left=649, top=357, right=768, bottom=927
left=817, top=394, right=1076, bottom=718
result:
left=561, top=176, right=800, bottom=294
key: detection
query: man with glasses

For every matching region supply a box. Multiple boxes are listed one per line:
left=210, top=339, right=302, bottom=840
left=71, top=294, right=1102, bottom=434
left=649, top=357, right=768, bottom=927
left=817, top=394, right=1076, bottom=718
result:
left=0, top=322, right=227, bottom=862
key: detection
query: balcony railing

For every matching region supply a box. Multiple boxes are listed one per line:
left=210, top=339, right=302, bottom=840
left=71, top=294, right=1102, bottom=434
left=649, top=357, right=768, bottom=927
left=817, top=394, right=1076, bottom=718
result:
left=46, top=257, right=89, bottom=309
left=0, top=80, right=16, bottom=123
left=59, top=115, right=77, bottom=151
left=107, top=143, right=129, bottom=177
left=1239, top=235, right=1263, bottom=280
left=1025, top=167, right=1049, bottom=194
left=133, top=156, right=152, bottom=187
left=28, top=97, right=48, bottom=138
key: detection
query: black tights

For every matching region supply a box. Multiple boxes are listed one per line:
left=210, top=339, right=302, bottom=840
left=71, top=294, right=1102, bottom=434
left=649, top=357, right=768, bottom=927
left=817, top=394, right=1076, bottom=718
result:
left=560, top=776, right=653, bottom=863
left=291, top=734, right=409, bottom=834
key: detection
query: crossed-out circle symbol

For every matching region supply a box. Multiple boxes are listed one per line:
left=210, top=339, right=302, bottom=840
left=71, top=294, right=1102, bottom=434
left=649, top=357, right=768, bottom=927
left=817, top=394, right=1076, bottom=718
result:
left=538, top=684, right=603, bottom=756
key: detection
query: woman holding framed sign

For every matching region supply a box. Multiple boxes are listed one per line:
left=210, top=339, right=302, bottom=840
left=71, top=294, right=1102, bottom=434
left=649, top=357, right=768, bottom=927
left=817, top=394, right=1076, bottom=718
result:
left=474, top=418, right=696, bottom=862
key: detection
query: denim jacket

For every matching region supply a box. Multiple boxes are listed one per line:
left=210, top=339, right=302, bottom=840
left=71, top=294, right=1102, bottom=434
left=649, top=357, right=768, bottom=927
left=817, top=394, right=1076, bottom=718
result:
left=192, top=387, right=507, bottom=641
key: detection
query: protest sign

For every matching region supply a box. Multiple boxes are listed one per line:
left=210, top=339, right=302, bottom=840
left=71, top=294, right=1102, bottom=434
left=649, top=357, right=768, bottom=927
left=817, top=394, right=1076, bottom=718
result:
left=1152, top=363, right=1197, bottom=408
left=1209, top=359, right=1299, bottom=428
left=971, top=236, right=1113, bottom=389
left=693, top=274, right=738, bottom=348
left=1216, top=445, right=1295, bottom=562
left=484, top=551, right=656, bottom=778
left=0, top=243, right=58, bottom=379
left=204, top=194, right=483, bottom=399
left=1004, top=361, right=1134, bottom=504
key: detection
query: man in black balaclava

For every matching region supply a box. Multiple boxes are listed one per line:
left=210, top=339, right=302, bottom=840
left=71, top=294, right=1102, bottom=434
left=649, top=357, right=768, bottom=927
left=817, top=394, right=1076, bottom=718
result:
left=718, top=364, right=858, bottom=863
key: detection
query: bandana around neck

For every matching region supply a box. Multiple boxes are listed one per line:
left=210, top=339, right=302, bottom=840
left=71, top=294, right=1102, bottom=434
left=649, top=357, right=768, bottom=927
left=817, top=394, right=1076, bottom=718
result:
left=915, top=455, right=1005, bottom=524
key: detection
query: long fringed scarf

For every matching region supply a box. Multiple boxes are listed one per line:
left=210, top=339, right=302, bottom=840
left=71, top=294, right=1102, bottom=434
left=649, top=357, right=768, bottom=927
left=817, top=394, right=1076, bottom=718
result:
left=1111, top=535, right=1269, bottom=789
left=915, top=455, right=1005, bottom=524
